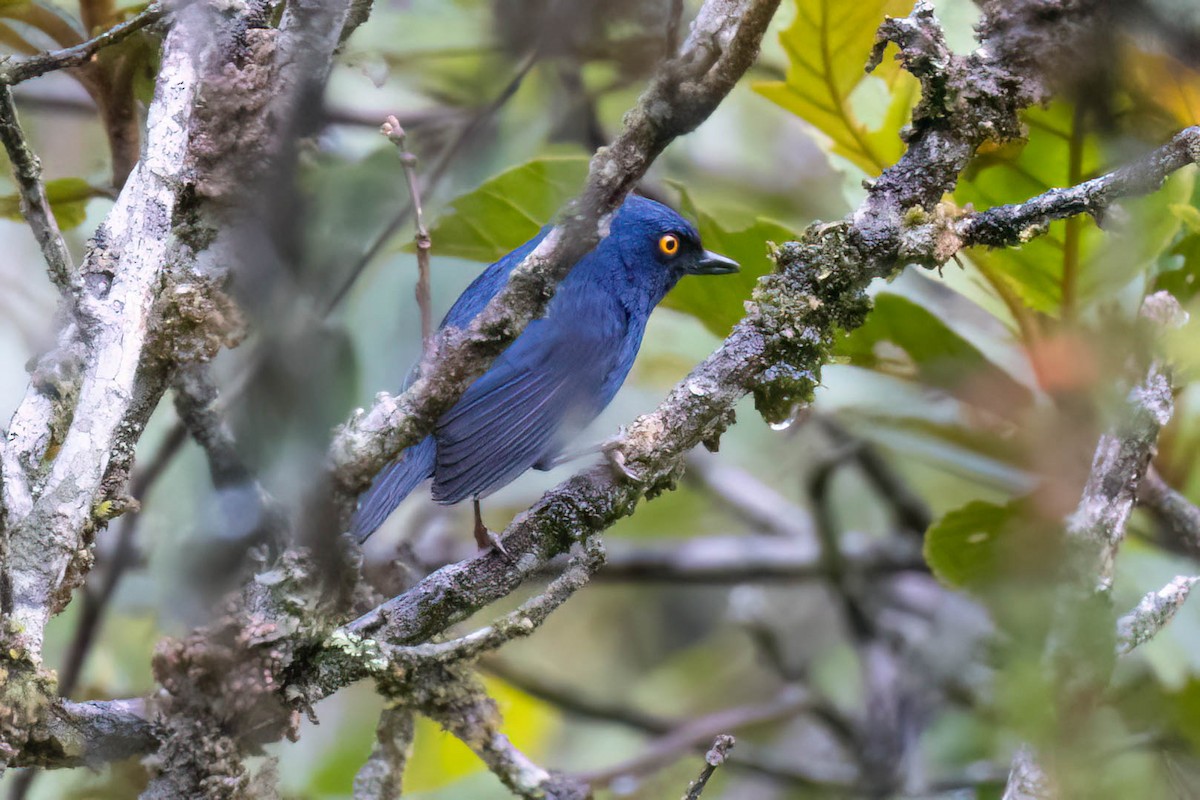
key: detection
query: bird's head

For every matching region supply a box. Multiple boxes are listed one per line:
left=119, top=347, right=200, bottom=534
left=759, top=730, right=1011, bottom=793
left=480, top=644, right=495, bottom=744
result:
left=612, top=195, right=739, bottom=289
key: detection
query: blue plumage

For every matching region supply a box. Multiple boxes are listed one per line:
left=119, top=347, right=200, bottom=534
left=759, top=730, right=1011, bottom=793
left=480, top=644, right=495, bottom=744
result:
left=351, top=195, right=738, bottom=543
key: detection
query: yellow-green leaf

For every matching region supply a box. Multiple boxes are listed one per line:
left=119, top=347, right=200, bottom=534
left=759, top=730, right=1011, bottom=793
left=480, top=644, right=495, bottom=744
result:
left=0, top=177, right=103, bottom=230
left=753, top=0, right=916, bottom=175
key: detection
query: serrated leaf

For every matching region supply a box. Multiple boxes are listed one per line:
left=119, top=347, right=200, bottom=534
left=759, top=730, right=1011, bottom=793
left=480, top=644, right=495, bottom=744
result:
left=0, top=177, right=102, bottom=230
left=836, top=292, right=1033, bottom=417
left=753, top=0, right=916, bottom=175
left=661, top=183, right=796, bottom=337
left=422, top=155, right=589, bottom=263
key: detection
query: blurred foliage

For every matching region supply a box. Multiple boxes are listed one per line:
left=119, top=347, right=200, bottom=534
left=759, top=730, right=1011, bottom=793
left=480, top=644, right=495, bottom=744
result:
left=5, top=0, right=1200, bottom=798
left=0, top=176, right=104, bottom=229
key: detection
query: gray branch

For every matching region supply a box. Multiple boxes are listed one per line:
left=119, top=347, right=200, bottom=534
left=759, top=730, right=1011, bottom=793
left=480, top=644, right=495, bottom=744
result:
left=0, top=84, right=74, bottom=291
left=1116, top=575, right=1200, bottom=655
left=1002, top=294, right=1185, bottom=798
left=0, top=3, right=166, bottom=85
left=353, top=707, right=416, bottom=800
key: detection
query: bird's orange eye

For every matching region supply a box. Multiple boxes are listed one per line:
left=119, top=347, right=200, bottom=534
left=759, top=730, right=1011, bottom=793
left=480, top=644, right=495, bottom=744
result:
left=659, top=233, right=680, bottom=256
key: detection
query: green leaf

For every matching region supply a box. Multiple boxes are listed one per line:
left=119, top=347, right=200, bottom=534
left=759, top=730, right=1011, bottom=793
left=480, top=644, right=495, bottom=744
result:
left=0, top=177, right=103, bottom=230
left=924, top=498, right=1062, bottom=590
left=836, top=292, right=1033, bottom=418
left=661, top=183, right=796, bottom=337
left=423, top=155, right=589, bottom=262
left=753, top=0, right=916, bottom=175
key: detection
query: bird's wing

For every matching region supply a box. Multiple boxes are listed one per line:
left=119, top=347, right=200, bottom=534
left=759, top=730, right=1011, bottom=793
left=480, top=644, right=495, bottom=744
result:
left=431, top=300, right=626, bottom=504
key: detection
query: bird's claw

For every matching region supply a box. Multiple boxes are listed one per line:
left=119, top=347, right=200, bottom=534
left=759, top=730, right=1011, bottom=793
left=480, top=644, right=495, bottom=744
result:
left=474, top=522, right=514, bottom=563
left=486, top=530, right=515, bottom=564
left=604, top=444, right=645, bottom=484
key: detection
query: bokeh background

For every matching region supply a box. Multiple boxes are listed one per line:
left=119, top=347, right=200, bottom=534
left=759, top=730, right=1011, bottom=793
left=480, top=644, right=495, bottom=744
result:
left=4, top=0, right=1200, bottom=797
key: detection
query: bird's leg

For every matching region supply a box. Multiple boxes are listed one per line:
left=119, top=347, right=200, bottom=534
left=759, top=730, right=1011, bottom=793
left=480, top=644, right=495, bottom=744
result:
left=473, top=499, right=512, bottom=561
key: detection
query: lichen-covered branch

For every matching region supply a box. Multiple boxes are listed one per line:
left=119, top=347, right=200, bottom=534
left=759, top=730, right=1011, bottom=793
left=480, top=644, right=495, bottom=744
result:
left=959, top=127, right=1200, bottom=249
left=0, top=84, right=74, bottom=291
left=382, top=540, right=604, bottom=665
left=1116, top=575, right=1200, bottom=655
left=10, top=698, right=154, bottom=769
left=1002, top=294, right=1185, bottom=799
left=1065, top=294, right=1185, bottom=591
left=0, top=0, right=244, bottom=659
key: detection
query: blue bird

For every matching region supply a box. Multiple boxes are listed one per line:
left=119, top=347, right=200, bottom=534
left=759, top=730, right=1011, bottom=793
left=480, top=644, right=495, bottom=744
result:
left=351, top=194, right=739, bottom=548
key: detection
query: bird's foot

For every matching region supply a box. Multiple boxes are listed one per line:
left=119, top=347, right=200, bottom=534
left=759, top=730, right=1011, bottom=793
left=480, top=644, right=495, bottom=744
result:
left=603, top=441, right=645, bottom=484
left=473, top=518, right=514, bottom=563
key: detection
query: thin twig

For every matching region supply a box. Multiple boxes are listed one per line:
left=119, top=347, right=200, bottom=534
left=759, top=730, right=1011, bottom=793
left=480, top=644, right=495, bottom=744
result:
left=683, top=735, right=734, bottom=800
left=593, top=533, right=922, bottom=584
left=1138, top=465, right=1200, bottom=554
left=324, top=47, right=541, bottom=315
left=353, top=706, right=416, bottom=800
left=0, top=3, right=166, bottom=85
left=382, top=541, right=603, bottom=665
left=576, top=685, right=844, bottom=790
left=382, top=115, right=434, bottom=347
left=485, top=660, right=860, bottom=790
left=0, top=84, right=73, bottom=291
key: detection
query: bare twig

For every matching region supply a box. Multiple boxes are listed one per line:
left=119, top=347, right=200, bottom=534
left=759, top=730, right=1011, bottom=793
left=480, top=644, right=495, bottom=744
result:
left=593, top=533, right=921, bottom=584
left=1138, top=466, right=1200, bottom=553
left=577, top=686, right=844, bottom=790
left=0, top=3, right=165, bottom=85
left=324, top=47, right=542, bottom=315
left=685, top=450, right=814, bottom=539
left=382, top=115, right=433, bottom=346
left=0, top=84, right=74, bottom=291
left=816, top=416, right=931, bottom=534
left=353, top=706, right=416, bottom=800
left=485, top=659, right=860, bottom=790
left=683, top=735, right=734, bottom=800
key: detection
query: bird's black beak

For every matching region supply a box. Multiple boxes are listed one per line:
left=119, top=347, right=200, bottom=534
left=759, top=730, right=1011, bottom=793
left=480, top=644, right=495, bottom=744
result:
left=685, top=250, right=740, bottom=275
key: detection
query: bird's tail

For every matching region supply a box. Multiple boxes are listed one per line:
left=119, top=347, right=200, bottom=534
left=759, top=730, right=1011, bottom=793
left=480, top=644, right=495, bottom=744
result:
left=350, top=435, right=437, bottom=543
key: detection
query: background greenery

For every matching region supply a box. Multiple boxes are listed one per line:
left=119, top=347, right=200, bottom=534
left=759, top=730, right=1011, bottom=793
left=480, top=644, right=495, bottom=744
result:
left=2, top=0, right=1200, bottom=797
